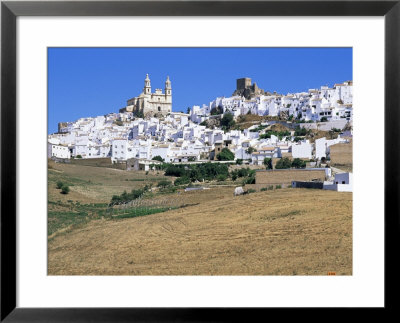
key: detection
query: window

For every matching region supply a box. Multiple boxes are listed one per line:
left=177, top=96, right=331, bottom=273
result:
left=342, top=181, right=345, bottom=184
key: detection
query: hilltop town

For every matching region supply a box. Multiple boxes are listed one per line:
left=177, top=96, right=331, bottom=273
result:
left=48, top=74, right=353, bottom=275
left=49, top=74, right=352, bottom=165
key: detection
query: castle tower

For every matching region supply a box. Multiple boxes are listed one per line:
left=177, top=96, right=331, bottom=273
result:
left=144, top=74, right=151, bottom=94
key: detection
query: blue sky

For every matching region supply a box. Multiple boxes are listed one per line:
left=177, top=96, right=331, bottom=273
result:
left=48, top=47, right=352, bottom=134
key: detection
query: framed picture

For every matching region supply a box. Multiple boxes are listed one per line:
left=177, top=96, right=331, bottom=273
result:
left=1, top=0, right=398, bottom=320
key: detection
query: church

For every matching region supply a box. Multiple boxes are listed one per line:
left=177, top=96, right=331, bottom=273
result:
left=120, top=74, right=172, bottom=117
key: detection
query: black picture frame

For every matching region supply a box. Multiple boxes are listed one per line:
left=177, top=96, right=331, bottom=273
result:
left=1, top=0, right=399, bottom=321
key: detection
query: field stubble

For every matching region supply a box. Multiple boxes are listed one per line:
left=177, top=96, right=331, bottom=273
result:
left=48, top=182, right=352, bottom=275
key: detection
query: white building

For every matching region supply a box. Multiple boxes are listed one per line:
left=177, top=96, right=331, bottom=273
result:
left=291, top=141, right=313, bottom=159
left=323, top=172, right=353, bottom=192
left=48, top=142, right=71, bottom=159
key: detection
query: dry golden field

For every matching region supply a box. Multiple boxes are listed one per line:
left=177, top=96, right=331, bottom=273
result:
left=48, top=163, right=352, bottom=276
left=330, top=142, right=353, bottom=172
left=48, top=160, right=172, bottom=204
left=255, top=169, right=326, bottom=185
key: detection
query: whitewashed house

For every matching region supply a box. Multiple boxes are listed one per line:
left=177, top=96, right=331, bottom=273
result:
left=291, top=141, right=313, bottom=159
left=48, top=142, right=71, bottom=159
left=323, top=172, right=353, bottom=192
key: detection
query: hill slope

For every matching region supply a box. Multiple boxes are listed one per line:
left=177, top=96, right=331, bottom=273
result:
left=48, top=188, right=352, bottom=276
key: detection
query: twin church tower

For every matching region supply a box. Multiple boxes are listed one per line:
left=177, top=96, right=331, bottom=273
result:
left=120, top=74, right=172, bottom=117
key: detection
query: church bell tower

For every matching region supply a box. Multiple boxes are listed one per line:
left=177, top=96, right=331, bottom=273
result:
left=144, top=74, right=151, bottom=95
left=165, top=76, right=171, bottom=95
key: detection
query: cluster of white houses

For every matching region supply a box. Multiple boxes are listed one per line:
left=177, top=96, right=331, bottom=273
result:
left=48, top=110, right=350, bottom=165
left=190, top=78, right=353, bottom=124
left=48, top=76, right=352, bottom=167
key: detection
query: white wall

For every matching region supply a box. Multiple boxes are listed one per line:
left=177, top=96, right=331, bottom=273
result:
left=292, top=142, right=312, bottom=159
left=48, top=143, right=70, bottom=159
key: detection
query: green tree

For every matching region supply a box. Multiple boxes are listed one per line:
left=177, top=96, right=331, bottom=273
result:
left=217, top=148, right=235, bottom=161
left=217, top=174, right=227, bottom=181
left=221, top=112, right=235, bottom=130
left=236, top=159, right=243, bottom=165
left=245, top=147, right=256, bottom=155
left=263, top=157, right=273, bottom=170
left=275, top=157, right=292, bottom=169
left=291, top=158, right=306, bottom=169
left=135, top=110, right=144, bottom=118
left=320, top=116, right=328, bottom=122
left=152, top=155, right=164, bottom=162
left=210, top=106, right=223, bottom=115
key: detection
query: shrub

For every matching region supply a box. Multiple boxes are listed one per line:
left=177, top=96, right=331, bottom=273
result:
left=268, top=185, right=274, bottom=190
left=294, top=126, right=308, bottom=136
left=259, top=130, right=291, bottom=140
left=61, top=185, right=70, bottom=194
left=110, top=186, right=149, bottom=205
left=245, top=175, right=255, bottom=184
left=247, top=189, right=256, bottom=194
left=320, top=117, right=328, bottom=122
left=275, top=157, right=292, bottom=169
left=275, top=184, right=282, bottom=189
left=217, top=148, right=235, bottom=161
left=231, top=172, right=238, bottom=181
left=260, top=187, right=268, bottom=192
left=157, top=180, right=172, bottom=188
left=56, top=181, right=64, bottom=189
left=236, top=159, right=243, bottom=165
left=174, top=176, right=191, bottom=186
left=76, top=155, right=82, bottom=159
left=217, top=174, right=227, bottom=182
